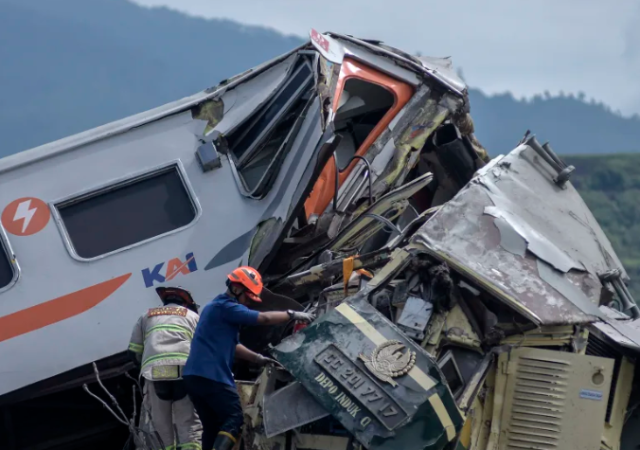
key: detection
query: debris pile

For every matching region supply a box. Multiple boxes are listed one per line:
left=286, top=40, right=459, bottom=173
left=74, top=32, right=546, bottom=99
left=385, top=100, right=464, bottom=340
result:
left=215, top=31, right=640, bottom=450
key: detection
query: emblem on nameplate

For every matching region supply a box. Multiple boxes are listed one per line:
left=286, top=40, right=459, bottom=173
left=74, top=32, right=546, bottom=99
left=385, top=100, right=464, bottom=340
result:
left=358, top=340, right=416, bottom=387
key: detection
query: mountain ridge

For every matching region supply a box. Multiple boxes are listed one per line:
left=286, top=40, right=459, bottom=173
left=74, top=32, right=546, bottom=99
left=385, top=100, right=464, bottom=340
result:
left=1, top=0, right=639, bottom=158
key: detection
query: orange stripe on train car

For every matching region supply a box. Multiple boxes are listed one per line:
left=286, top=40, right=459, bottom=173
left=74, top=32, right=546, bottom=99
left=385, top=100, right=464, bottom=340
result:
left=0, top=273, right=132, bottom=343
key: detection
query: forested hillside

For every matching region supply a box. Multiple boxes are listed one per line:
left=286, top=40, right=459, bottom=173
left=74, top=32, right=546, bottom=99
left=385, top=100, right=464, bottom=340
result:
left=567, top=155, right=640, bottom=298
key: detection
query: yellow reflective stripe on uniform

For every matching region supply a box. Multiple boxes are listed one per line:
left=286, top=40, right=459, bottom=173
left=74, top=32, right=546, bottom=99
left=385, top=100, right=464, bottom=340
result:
left=218, top=431, right=237, bottom=444
left=145, top=324, right=193, bottom=339
left=141, top=352, right=189, bottom=369
left=178, top=443, right=202, bottom=450
left=128, top=343, right=144, bottom=353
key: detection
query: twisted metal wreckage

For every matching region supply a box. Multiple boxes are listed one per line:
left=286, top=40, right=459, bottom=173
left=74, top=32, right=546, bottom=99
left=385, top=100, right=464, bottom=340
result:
left=3, top=29, right=640, bottom=450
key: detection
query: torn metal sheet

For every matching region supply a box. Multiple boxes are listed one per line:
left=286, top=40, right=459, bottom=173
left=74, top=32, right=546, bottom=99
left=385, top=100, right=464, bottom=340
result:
left=484, top=204, right=583, bottom=273
left=536, top=259, right=601, bottom=317
left=593, top=306, right=640, bottom=352
left=192, top=98, right=224, bottom=136
left=364, top=94, right=453, bottom=205
left=491, top=215, right=526, bottom=257
left=246, top=103, right=328, bottom=266
left=328, top=172, right=434, bottom=252
left=370, top=138, right=397, bottom=178
left=339, top=41, right=421, bottom=86
left=273, top=249, right=391, bottom=297
left=263, top=382, right=330, bottom=438
left=326, top=32, right=466, bottom=97
left=411, top=142, right=623, bottom=326
left=310, top=29, right=345, bottom=64
left=416, top=56, right=467, bottom=95
left=333, top=85, right=444, bottom=216
left=316, top=54, right=341, bottom=129
left=396, top=296, right=433, bottom=340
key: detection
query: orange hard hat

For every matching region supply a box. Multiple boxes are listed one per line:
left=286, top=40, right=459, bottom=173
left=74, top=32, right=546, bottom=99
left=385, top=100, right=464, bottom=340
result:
left=228, top=266, right=263, bottom=302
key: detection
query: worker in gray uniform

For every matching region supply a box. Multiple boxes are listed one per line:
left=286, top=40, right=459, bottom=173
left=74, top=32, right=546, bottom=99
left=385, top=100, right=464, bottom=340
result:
left=129, top=286, right=203, bottom=450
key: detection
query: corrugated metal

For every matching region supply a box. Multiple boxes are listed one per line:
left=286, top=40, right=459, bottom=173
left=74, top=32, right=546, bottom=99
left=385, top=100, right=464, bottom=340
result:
left=507, top=355, right=568, bottom=449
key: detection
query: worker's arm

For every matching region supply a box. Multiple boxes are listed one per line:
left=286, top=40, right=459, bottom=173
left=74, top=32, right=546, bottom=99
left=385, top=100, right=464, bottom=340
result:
left=224, top=302, right=314, bottom=327
left=235, top=344, right=263, bottom=364
left=235, top=344, right=279, bottom=366
left=256, top=310, right=314, bottom=325
left=255, top=311, right=290, bottom=325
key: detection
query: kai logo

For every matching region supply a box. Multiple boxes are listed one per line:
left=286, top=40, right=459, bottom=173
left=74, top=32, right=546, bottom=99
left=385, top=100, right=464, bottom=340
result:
left=142, top=252, right=198, bottom=288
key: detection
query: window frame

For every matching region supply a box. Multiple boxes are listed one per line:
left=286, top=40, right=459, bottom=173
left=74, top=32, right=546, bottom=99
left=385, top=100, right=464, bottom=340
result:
left=225, top=56, right=315, bottom=199
left=437, top=350, right=465, bottom=399
left=51, top=160, right=201, bottom=262
left=0, top=225, right=20, bottom=294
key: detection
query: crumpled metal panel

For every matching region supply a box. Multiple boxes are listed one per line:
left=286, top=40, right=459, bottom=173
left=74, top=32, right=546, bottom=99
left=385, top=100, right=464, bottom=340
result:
left=272, top=296, right=463, bottom=450
left=593, top=306, right=640, bottom=352
left=411, top=142, right=626, bottom=326
left=415, top=56, right=467, bottom=95
left=213, top=53, right=297, bottom=136
left=263, top=381, right=330, bottom=438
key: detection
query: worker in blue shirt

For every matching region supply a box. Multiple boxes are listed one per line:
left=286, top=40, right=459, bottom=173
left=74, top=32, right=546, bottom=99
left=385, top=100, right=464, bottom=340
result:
left=183, top=266, right=314, bottom=450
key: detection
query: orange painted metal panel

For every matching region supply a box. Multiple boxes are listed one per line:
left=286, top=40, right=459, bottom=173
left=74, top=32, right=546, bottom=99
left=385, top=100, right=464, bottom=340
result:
left=304, top=58, right=413, bottom=217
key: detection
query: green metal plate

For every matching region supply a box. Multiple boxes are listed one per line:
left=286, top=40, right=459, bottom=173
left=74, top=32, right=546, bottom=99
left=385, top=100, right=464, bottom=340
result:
left=272, top=295, right=464, bottom=450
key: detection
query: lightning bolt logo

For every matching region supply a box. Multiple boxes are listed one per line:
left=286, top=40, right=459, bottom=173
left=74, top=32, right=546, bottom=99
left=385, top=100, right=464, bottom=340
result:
left=1, top=197, right=50, bottom=236
left=13, top=200, right=37, bottom=233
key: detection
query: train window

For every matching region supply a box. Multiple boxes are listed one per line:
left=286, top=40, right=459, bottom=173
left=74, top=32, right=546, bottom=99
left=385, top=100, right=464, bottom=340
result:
left=0, top=238, right=13, bottom=290
left=226, top=58, right=314, bottom=197
left=438, top=350, right=465, bottom=398
left=333, top=78, right=394, bottom=169
left=57, top=165, right=197, bottom=259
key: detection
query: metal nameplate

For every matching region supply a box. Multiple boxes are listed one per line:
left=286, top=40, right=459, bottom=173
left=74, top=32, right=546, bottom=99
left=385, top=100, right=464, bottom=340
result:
left=579, top=389, right=603, bottom=401
left=314, top=344, right=409, bottom=431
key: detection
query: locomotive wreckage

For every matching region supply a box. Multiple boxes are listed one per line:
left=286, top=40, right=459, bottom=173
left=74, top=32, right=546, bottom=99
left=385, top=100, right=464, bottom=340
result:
left=222, top=31, right=640, bottom=450
left=2, top=29, right=640, bottom=450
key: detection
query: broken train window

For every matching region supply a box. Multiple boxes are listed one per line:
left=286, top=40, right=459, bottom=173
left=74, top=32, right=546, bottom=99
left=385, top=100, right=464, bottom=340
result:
left=437, top=349, right=465, bottom=398
left=333, top=78, right=394, bottom=169
left=56, top=165, right=197, bottom=259
left=0, top=231, right=15, bottom=290
left=225, top=57, right=314, bottom=197
left=304, top=58, right=413, bottom=218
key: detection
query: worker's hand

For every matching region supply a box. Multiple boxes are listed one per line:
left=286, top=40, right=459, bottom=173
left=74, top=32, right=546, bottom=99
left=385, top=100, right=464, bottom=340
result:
left=255, top=354, right=280, bottom=367
left=287, top=310, right=315, bottom=323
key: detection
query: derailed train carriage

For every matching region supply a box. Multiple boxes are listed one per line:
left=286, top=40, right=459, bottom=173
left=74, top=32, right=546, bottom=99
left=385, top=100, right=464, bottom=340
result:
left=1, top=28, right=639, bottom=450
left=0, top=27, right=487, bottom=448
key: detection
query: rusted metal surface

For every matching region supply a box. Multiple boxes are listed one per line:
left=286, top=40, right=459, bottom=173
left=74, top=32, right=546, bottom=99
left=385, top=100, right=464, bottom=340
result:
left=411, top=142, right=625, bottom=326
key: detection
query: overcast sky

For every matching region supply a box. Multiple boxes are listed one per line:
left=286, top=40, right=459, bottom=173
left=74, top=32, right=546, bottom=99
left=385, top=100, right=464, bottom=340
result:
left=134, top=0, right=640, bottom=116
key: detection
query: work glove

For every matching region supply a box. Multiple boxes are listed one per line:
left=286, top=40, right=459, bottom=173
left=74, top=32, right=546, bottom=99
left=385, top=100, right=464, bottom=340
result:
left=255, top=354, right=280, bottom=367
left=287, top=310, right=315, bottom=323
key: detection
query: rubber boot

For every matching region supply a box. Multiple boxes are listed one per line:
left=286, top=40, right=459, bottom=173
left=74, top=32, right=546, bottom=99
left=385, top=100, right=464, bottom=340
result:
left=212, top=432, right=236, bottom=450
